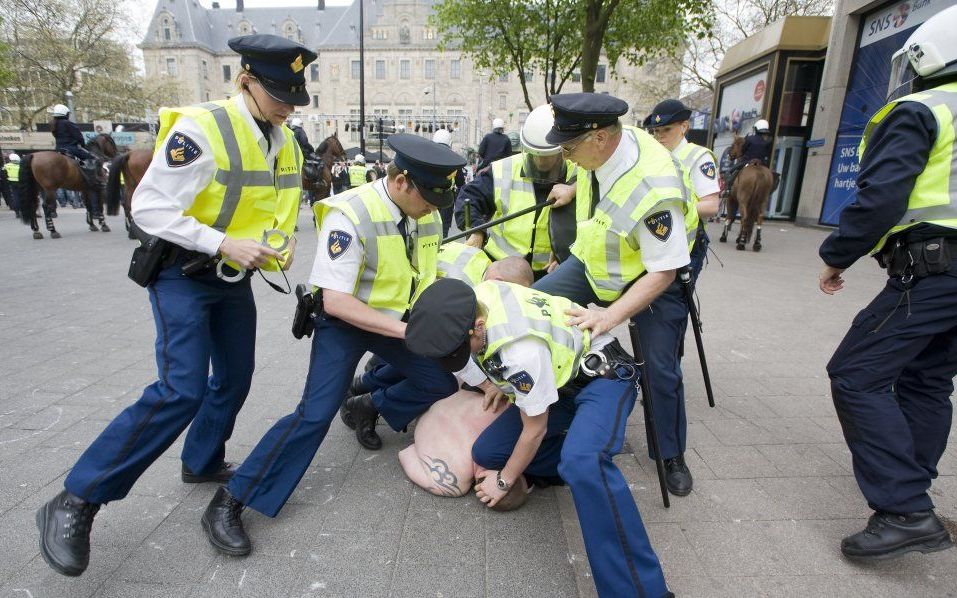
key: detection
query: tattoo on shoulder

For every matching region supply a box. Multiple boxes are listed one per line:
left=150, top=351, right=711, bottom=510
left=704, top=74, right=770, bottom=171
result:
left=420, top=455, right=461, bottom=497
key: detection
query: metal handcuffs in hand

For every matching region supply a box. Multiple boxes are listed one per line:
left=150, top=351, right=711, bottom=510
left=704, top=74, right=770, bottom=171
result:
left=217, top=229, right=290, bottom=283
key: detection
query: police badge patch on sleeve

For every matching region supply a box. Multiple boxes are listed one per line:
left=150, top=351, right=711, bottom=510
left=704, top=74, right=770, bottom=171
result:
left=327, top=230, right=353, bottom=260
left=644, top=211, right=673, bottom=242
left=165, top=132, right=202, bottom=167
left=507, top=371, right=535, bottom=394
left=700, top=161, right=717, bottom=180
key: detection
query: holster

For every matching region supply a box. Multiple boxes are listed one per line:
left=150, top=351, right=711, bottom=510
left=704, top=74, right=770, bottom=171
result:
left=292, top=285, right=323, bottom=339
left=128, top=223, right=172, bottom=287
left=879, top=236, right=953, bottom=280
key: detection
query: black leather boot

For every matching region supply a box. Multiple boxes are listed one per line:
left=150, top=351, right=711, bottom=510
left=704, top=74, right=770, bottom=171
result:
left=36, top=490, right=100, bottom=576
left=201, top=486, right=251, bottom=556
left=663, top=454, right=693, bottom=497
left=339, top=376, right=372, bottom=430
left=344, top=393, right=382, bottom=450
left=842, top=510, right=953, bottom=559
left=182, top=461, right=237, bottom=484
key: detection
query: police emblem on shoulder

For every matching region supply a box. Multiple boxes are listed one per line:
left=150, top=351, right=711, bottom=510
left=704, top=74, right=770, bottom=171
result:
left=700, top=161, right=716, bottom=180
left=328, top=230, right=353, bottom=260
left=507, top=371, right=535, bottom=394
left=644, top=211, right=672, bottom=242
left=165, top=131, right=202, bottom=168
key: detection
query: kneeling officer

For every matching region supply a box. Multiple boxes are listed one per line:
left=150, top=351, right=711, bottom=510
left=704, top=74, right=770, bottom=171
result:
left=404, top=278, right=672, bottom=598
left=202, top=134, right=466, bottom=556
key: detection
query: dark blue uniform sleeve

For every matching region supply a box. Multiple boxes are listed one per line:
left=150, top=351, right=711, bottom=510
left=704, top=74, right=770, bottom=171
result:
left=478, top=135, right=489, bottom=160
left=453, top=166, right=496, bottom=230
left=819, top=102, right=938, bottom=269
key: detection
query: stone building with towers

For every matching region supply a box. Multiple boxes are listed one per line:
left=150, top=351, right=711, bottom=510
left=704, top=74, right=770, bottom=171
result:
left=139, top=0, right=679, bottom=151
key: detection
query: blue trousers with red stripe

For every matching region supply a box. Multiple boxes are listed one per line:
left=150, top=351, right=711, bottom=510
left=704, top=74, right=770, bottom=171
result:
left=65, top=263, right=257, bottom=504
left=472, top=378, right=670, bottom=598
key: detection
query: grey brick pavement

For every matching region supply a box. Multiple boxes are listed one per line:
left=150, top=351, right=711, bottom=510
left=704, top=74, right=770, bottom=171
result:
left=0, top=208, right=954, bottom=598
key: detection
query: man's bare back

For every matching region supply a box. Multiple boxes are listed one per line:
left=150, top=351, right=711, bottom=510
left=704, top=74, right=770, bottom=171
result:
left=399, top=390, right=501, bottom=496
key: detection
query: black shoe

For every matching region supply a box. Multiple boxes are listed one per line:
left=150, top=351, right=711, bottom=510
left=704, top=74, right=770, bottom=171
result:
left=841, top=510, right=953, bottom=560
left=339, top=376, right=372, bottom=431
left=182, top=461, right=237, bottom=484
left=36, top=490, right=100, bottom=576
left=663, top=454, right=693, bottom=497
left=348, top=393, right=382, bottom=450
left=201, top=486, right=251, bottom=556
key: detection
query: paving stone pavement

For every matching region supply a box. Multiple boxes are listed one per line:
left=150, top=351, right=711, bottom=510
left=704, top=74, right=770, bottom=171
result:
left=0, top=207, right=954, bottom=598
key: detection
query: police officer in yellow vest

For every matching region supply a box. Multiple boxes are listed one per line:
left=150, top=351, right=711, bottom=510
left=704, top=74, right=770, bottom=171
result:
left=35, top=34, right=311, bottom=577
left=349, top=154, right=368, bottom=188
left=200, top=134, right=466, bottom=556
left=404, top=278, right=672, bottom=598
left=454, top=104, right=580, bottom=278
left=2, top=153, right=20, bottom=214
left=533, top=93, right=700, bottom=498
left=819, top=6, right=957, bottom=560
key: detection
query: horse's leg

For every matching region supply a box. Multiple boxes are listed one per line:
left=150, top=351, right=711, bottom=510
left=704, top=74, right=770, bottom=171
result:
left=29, top=192, right=42, bottom=239
left=83, top=189, right=99, bottom=232
left=720, top=195, right=736, bottom=242
left=736, top=194, right=752, bottom=251
left=753, top=184, right=768, bottom=252
left=41, top=188, right=61, bottom=239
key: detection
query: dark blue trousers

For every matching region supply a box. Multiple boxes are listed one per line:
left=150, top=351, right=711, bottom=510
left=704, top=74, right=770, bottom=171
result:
left=827, top=267, right=957, bottom=514
left=472, top=378, right=669, bottom=598
left=227, top=316, right=457, bottom=517
left=65, top=264, right=257, bottom=504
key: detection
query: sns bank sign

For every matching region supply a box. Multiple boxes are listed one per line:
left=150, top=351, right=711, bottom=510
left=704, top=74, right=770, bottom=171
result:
left=820, top=0, right=957, bottom=225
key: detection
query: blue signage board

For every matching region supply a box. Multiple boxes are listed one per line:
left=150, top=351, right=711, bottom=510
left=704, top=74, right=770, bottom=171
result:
left=83, top=131, right=137, bottom=146
left=820, top=0, right=957, bottom=225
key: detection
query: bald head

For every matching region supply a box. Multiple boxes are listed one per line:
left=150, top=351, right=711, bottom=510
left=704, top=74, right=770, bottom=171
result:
left=484, top=256, right=534, bottom=287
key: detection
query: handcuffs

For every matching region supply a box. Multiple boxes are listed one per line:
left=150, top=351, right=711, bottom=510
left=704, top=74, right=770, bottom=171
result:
left=579, top=349, right=637, bottom=381
left=216, top=229, right=290, bottom=283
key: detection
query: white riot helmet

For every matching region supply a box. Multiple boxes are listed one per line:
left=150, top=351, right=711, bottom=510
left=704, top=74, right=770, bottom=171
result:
left=520, top=104, right=564, bottom=184
left=492, top=117, right=505, bottom=131
left=432, top=128, right=453, bottom=147
left=289, top=117, right=304, bottom=128
left=114, top=125, right=124, bottom=132
left=888, top=5, right=957, bottom=101
left=8, top=153, right=20, bottom=163
left=354, top=154, right=365, bottom=164
left=753, top=119, right=770, bottom=134
left=51, top=104, right=69, bottom=117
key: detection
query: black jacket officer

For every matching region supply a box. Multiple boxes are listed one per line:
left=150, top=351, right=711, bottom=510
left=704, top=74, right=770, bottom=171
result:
left=819, top=5, right=957, bottom=561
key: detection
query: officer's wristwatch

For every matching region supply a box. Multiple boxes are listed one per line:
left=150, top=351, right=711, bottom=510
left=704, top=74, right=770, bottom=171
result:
left=496, top=471, right=510, bottom=492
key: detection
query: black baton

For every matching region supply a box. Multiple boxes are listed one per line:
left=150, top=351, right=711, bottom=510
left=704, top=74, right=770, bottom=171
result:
left=628, top=321, right=670, bottom=509
left=443, top=198, right=554, bottom=244
left=678, top=267, right=716, bottom=408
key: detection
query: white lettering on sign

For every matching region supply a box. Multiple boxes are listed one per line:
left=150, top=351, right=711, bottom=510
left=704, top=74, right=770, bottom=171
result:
left=860, top=0, right=957, bottom=48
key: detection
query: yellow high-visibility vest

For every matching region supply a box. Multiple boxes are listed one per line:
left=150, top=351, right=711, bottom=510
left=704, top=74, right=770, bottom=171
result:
left=860, top=82, right=957, bottom=253
left=437, top=241, right=492, bottom=287
left=156, top=99, right=302, bottom=271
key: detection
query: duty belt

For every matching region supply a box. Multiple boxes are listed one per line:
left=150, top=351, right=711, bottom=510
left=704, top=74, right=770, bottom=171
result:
left=577, top=339, right=638, bottom=382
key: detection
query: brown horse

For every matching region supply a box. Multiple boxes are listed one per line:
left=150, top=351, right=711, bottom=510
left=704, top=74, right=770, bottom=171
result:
left=305, top=133, right=345, bottom=204
left=105, top=149, right=153, bottom=239
left=18, top=134, right=119, bottom=239
left=719, top=135, right=774, bottom=252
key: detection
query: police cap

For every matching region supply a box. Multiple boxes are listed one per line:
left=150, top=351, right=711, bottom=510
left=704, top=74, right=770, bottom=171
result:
left=404, top=278, right=476, bottom=372
left=388, top=134, right=467, bottom=209
left=228, top=34, right=318, bottom=106
left=643, top=99, right=691, bottom=128
left=546, top=93, right=629, bottom=144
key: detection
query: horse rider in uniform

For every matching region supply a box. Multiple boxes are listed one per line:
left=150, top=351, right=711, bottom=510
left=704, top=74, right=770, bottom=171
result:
left=453, top=104, right=580, bottom=279
left=531, top=93, right=699, bottom=497
left=49, top=103, right=102, bottom=185
left=819, top=5, right=957, bottom=560
left=3, top=153, right=20, bottom=215
left=35, top=33, right=312, bottom=577
left=404, top=278, right=673, bottom=598
left=200, top=134, right=466, bottom=556
left=723, top=118, right=772, bottom=197
left=288, top=116, right=315, bottom=156
left=477, top=117, right=513, bottom=170
left=349, top=154, right=368, bottom=188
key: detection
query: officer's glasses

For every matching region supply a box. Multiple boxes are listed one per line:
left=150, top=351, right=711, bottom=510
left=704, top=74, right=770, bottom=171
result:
left=560, top=133, right=594, bottom=157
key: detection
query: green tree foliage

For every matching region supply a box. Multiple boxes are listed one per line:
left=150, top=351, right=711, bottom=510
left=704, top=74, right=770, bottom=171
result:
left=0, top=0, right=179, bottom=128
left=431, top=0, right=712, bottom=108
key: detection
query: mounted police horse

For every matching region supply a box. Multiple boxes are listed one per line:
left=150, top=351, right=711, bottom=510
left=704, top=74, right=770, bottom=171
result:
left=718, top=135, right=774, bottom=252
left=303, top=133, right=345, bottom=204
left=105, top=149, right=153, bottom=239
left=18, top=134, right=119, bottom=238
